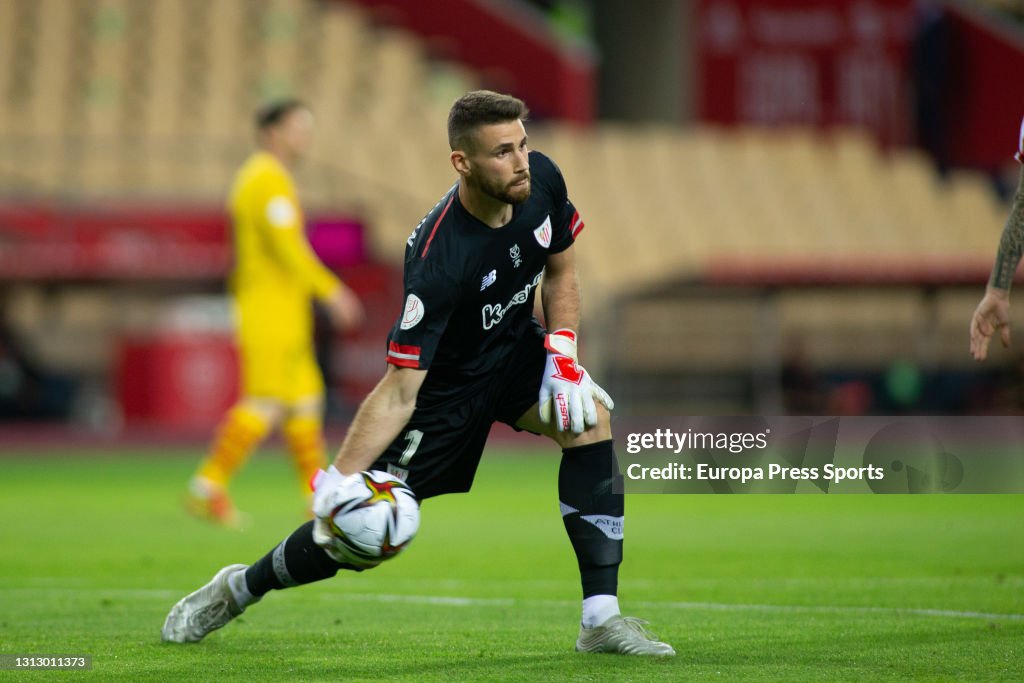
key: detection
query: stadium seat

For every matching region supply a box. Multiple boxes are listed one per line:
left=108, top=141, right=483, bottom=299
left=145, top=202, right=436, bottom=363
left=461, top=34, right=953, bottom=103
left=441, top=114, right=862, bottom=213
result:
left=23, top=0, right=79, bottom=141
left=299, top=2, right=369, bottom=144
left=200, top=0, right=251, bottom=139
left=0, top=0, right=18, bottom=137
left=142, top=0, right=190, bottom=140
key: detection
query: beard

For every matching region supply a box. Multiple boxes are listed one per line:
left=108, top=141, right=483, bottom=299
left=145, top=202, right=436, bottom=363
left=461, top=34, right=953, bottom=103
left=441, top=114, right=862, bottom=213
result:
left=471, top=171, right=531, bottom=205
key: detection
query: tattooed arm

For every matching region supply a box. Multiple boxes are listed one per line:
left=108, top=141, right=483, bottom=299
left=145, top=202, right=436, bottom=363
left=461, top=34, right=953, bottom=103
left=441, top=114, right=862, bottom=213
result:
left=970, top=165, right=1024, bottom=361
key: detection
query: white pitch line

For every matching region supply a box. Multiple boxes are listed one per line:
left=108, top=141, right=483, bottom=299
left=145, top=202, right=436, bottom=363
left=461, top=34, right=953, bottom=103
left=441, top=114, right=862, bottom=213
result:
left=330, top=593, right=1024, bottom=622
left=0, top=587, right=182, bottom=599
left=338, top=593, right=515, bottom=607
left=2, top=586, right=1021, bottom=622
left=629, top=600, right=1024, bottom=622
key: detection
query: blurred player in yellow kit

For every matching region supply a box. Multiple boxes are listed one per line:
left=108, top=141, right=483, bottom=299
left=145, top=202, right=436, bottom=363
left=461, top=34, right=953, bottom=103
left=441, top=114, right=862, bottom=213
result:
left=186, top=100, right=363, bottom=526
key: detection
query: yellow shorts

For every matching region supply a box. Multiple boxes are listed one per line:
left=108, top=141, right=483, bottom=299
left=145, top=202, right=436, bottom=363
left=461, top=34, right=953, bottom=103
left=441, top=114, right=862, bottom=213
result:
left=231, top=290, right=323, bottom=404
left=238, top=340, right=324, bottom=405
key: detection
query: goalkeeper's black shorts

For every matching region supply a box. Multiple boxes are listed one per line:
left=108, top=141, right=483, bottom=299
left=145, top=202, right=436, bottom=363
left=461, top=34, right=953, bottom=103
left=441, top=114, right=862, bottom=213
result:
left=371, top=331, right=547, bottom=499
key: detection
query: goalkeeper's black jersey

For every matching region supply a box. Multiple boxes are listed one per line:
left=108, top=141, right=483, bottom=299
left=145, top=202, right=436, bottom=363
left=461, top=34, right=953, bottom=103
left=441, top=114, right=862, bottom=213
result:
left=385, top=150, right=584, bottom=405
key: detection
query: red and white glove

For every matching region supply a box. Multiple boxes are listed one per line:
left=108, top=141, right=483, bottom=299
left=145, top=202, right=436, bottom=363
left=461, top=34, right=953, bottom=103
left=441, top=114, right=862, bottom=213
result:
left=538, top=329, right=614, bottom=433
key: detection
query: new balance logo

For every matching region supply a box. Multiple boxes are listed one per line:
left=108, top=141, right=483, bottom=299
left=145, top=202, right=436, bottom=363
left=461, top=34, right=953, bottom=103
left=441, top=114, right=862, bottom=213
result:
left=480, top=269, right=497, bottom=291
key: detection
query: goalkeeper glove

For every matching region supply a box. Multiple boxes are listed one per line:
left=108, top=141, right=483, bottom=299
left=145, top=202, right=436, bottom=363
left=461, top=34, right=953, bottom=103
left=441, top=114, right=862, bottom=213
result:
left=538, top=328, right=614, bottom=433
left=310, top=466, right=380, bottom=568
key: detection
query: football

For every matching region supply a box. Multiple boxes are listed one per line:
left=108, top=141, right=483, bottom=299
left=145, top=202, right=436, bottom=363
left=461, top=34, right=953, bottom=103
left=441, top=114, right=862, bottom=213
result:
left=317, top=470, right=420, bottom=568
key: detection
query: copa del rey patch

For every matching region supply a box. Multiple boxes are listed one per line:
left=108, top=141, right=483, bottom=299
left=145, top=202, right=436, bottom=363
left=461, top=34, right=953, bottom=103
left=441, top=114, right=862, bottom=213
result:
left=400, top=293, right=424, bottom=330
left=534, top=215, right=552, bottom=248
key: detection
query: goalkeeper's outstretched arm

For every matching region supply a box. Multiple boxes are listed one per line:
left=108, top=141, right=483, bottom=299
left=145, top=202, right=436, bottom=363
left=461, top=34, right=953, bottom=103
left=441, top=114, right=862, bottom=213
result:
left=332, top=365, right=426, bottom=474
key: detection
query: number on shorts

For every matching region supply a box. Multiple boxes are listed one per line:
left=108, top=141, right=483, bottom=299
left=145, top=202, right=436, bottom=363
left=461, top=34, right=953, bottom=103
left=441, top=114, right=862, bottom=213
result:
left=399, top=429, right=424, bottom=466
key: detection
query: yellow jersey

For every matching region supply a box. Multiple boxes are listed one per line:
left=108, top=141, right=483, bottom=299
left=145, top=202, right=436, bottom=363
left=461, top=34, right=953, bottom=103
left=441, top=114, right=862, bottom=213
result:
left=227, top=151, right=340, bottom=346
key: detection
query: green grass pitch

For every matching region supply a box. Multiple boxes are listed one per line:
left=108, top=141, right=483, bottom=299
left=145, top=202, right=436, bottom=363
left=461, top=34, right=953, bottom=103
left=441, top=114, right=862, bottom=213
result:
left=0, top=448, right=1022, bottom=681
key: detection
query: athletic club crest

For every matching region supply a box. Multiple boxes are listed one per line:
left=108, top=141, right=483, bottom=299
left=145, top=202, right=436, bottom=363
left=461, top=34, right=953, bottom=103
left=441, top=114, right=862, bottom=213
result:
left=533, top=216, right=552, bottom=248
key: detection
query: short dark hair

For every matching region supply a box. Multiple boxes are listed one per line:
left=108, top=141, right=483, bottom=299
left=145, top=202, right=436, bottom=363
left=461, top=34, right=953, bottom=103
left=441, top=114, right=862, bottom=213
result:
left=255, top=98, right=308, bottom=131
left=447, top=90, right=529, bottom=151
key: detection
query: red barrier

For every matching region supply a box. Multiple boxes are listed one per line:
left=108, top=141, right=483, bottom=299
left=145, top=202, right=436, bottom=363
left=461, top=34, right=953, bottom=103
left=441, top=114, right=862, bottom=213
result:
left=695, top=0, right=1024, bottom=169
left=0, top=203, right=366, bottom=280
left=942, top=3, right=1024, bottom=169
left=113, top=262, right=402, bottom=431
left=117, top=333, right=239, bottom=430
left=696, top=0, right=914, bottom=146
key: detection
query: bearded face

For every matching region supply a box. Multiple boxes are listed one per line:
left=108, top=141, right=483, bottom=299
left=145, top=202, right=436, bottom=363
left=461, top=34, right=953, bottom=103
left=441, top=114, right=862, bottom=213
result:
left=466, top=164, right=531, bottom=205
left=459, top=119, right=532, bottom=206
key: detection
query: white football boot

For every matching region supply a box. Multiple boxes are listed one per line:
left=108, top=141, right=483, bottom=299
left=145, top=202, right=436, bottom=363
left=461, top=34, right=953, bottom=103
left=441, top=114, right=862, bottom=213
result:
left=575, top=615, right=676, bottom=656
left=161, top=564, right=249, bottom=643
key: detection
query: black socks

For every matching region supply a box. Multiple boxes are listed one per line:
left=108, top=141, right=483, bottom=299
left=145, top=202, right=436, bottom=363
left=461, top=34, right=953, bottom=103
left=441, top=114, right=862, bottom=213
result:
left=558, top=440, right=624, bottom=598
left=244, top=521, right=347, bottom=597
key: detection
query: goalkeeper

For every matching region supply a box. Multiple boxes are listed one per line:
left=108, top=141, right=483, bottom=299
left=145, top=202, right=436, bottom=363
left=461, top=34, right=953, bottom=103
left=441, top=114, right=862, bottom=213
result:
left=185, top=100, right=363, bottom=526
left=165, top=91, right=673, bottom=656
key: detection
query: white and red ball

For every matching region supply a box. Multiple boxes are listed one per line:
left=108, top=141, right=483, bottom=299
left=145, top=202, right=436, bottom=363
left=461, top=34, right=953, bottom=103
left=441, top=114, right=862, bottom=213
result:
left=324, top=470, right=420, bottom=567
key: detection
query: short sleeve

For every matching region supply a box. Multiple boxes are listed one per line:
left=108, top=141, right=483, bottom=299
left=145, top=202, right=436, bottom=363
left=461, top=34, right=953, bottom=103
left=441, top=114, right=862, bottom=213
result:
left=386, top=261, right=459, bottom=369
left=544, top=156, right=584, bottom=254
